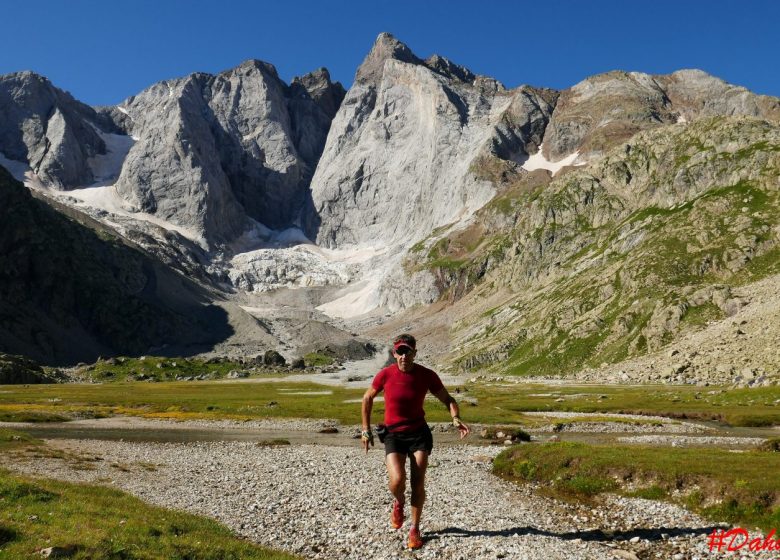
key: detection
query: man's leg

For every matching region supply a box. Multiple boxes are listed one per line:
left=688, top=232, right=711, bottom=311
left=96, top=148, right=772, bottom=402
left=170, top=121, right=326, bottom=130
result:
left=386, top=452, right=407, bottom=503
left=409, top=450, right=429, bottom=528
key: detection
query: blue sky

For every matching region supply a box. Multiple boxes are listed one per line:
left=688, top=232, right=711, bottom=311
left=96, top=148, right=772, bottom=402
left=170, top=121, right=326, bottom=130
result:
left=2, top=0, right=779, bottom=106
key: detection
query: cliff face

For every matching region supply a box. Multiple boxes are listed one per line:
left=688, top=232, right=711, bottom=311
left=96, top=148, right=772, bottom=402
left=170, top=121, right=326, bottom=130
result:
left=0, top=166, right=242, bottom=365
left=110, top=61, right=345, bottom=245
left=0, top=71, right=120, bottom=188
left=1, top=63, right=345, bottom=247
left=307, top=33, right=556, bottom=249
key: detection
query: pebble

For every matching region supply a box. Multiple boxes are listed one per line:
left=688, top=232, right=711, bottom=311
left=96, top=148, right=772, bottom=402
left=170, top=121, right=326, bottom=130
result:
left=6, top=419, right=772, bottom=559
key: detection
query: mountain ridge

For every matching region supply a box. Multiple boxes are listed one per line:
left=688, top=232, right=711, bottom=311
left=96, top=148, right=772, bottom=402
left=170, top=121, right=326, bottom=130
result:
left=1, top=34, right=780, bottom=382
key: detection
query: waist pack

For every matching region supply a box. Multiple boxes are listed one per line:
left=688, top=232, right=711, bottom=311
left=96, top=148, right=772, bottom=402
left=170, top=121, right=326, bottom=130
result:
left=375, top=417, right=424, bottom=443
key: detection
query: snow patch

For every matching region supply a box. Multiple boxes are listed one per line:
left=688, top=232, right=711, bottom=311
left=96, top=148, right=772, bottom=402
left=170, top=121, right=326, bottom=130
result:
left=60, top=184, right=204, bottom=245
left=0, top=152, right=30, bottom=181
left=316, top=275, right=383, bottom=319
left=86, top=126, right=134, bottom=184
left=520, top=143, right=584, bottom=175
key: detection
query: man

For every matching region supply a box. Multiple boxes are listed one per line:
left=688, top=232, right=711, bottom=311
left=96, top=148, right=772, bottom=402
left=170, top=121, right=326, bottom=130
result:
left=361, top=333, right=470, bottom=550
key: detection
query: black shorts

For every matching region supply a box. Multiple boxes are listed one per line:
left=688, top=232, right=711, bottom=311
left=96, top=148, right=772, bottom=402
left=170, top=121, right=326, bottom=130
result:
left=384, top=424, right=433, bottom=456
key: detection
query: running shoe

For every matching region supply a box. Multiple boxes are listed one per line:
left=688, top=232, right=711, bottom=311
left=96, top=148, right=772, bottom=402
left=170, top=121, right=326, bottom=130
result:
left=408, top=526, right=423, bottom=549
left=390, top=500, right=404, bottom=529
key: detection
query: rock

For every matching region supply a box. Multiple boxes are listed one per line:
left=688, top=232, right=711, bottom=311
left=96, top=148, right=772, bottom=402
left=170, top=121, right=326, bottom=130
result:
left=308, top=32, right=554, bottom=259
left=112, top=60, right=344, bottom=245
left=0, top=354, right=61, bottom=384
left=0, top=71, right=117, bottom=189
left=38, top=546, right=77, bottom=558
left=290, top=358, right=306, bottom=369
left=263, top=350, right=286, bottom=367
left=226, top=370, right=249, bottom=379
left=318, top=427, right=339, bottom=434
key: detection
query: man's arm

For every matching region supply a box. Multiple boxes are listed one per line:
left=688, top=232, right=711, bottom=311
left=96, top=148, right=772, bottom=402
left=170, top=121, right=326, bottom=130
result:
left=361, top=386, right=378, bottom=453
left=432, top=387, right=470, bottom=439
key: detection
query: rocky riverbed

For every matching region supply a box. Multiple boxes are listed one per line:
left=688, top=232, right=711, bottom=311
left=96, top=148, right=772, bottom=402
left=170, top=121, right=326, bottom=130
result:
left=5, top=418, right=767, bottom=560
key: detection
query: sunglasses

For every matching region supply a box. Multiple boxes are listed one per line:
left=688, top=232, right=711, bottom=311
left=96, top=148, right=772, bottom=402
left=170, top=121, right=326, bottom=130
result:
left=395, top=346, right=414, bottom=355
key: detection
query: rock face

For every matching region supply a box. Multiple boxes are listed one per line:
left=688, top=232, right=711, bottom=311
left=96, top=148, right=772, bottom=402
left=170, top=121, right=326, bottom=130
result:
left=112, top=61, right=345, bottom=245
left=0, top=353, right=63, bottom=384
left=544, top=69, right=780, bottom=160
left=0, top=71, right=120, bottom=188
left=0, top=166, right=244, bottom=365
left=307, top=33, right=556, bottom=248
left=1, top=63, right=344, bottom=248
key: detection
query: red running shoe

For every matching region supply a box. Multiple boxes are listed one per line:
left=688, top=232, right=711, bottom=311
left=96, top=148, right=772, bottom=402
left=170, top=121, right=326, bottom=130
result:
left=390, top=500, right=404, bottom=529
left=408, top=526, right=423, bottom=549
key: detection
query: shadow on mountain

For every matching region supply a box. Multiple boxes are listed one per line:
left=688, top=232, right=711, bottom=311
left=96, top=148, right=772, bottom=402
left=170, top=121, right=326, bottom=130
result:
left=0, top=165, right=233, bottom=366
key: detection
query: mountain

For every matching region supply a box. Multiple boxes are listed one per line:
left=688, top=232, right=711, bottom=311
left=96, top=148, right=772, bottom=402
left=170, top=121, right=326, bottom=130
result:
left=394, top=116, right=780, bottom=385
left=108, top=61, right=344, bottom=245
left=0, top=71, right=122, bottom=188
left=1, top=34, right=779, bottom=384
left=307, top=32, right=557, bottom=249
left=0, top=165, right=276, bottom=365
left=1, top=64, right=345, bottom=248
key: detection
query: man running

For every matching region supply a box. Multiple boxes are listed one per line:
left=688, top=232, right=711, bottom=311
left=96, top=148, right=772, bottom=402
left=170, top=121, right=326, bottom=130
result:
left=361, top=333, right=470, bottom=550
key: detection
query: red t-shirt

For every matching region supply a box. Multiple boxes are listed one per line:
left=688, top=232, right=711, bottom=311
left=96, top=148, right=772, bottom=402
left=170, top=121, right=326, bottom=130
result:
left=371, top=363, right=444, bottom=432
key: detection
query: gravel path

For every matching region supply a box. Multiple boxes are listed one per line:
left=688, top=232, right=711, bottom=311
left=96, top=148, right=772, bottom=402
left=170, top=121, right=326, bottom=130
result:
left=6, top=430, right=748, bottom=560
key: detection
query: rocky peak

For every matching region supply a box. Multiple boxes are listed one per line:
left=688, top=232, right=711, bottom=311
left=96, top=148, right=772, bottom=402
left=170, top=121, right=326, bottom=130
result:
left=231, top=59, right=281, bottom=79
left=108, top=57, right=343, bottom=246
left=0, top=71, right=111, bottom=188
left=290, top=67, right=346, bottom=121
left=308, top=35, right=556, bottom=254
left=661, top=69, right=780, bottom=121
left=543, top=69, right=780, bottom=162
left=424, top=54, right=476, bottom=84
left=354, top=32, right=422, bottom=84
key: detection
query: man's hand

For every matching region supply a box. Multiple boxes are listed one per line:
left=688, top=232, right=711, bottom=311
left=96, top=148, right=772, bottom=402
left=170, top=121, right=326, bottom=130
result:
left=453, top=417, right=470, bottom=439
left=361, top=429, right=374, bottom=453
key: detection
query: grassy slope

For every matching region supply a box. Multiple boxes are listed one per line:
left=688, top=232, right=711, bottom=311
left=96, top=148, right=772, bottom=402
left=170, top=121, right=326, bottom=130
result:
left=494, top=442, right=780, bottom=531
left=0, top=430, right=298, bottom=559
left=446, top=118, right=780, bottom=376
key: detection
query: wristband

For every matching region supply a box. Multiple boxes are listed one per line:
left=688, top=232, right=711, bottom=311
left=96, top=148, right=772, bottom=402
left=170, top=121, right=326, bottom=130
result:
left=361, top=429, right=372, bottom=439
left=452, top=416, right=463, bottom=427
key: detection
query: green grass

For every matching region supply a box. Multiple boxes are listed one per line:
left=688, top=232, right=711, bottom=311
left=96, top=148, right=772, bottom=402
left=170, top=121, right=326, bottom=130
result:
left=0, top=381, right=371, bottom=424
left=76, top=356, right=283, bottom=383
left=0, top=411, right=71, bottom=423
left=0, top=468, right=299, bottom=559
left=494, top=442, right=780, bottom=531
left=0, top=428, right=39, bottom=450
left=465, top=383, right=780, bottom=427
left=302, top=353, right=335, bottom=367
left=680, top=302, right=723, bottom=328
left=1, top=380, right=778, bottom=427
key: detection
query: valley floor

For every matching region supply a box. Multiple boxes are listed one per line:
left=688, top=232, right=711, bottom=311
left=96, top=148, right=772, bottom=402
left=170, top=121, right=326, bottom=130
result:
left=4, top=418, right=765, bottom=560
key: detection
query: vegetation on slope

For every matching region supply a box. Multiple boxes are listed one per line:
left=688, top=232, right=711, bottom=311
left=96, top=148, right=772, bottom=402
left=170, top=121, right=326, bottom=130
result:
left=422, top=117, right=780, bottom=376
left=0, top=429, right=298, bottom=559
left=494, top=442, right=780, bottom=531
